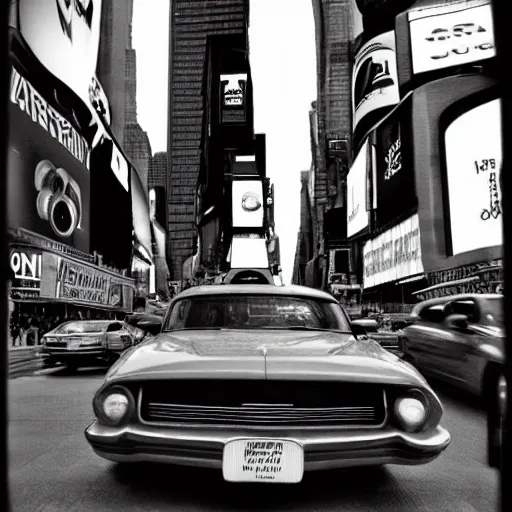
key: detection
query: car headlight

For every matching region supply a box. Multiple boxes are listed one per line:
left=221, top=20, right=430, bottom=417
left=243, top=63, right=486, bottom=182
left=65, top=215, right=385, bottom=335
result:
left=93, top=385, right=135, bottom=426
left=394, top=395, right=429, bottom=433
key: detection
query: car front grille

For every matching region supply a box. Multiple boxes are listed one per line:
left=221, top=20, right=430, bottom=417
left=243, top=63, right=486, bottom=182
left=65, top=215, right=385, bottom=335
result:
left=108, top=335, right=131, bottom=350
left=44, top=340, right=68, bottom=348
left=139, top=380, right=387, bottom=428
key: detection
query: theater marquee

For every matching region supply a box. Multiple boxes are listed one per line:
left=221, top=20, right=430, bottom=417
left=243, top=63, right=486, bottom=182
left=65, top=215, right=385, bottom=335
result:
left=363, top=214, right=424, bottom=288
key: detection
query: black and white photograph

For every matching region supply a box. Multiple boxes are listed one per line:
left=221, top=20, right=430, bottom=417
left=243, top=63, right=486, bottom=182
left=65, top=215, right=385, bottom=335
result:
left=4, top=0, right=512, bottom=511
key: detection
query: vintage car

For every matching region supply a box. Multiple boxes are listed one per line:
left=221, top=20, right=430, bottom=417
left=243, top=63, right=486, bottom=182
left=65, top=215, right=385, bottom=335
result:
left=85, top=284, right=450, bottom=484
left=401, top=293, right=506, bottom=468
left=42, top=320, right=135, bottom=370
left=351, top=318, right=405, bottom=358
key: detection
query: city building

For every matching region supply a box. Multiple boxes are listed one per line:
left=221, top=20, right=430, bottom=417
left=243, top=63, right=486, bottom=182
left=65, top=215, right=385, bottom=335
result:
left=291, top=170, right=314, bottom=286
left=149, top=151, right=168, bottom=189
left=347, top=0, right=502, bottom=315
left=308, top=0, right=359, bottom=294
left=7, top=0, right=136, bottom=346
left=148, top=152, right=171, bottom=299
left=124, top=39, right=152, bottom=190
left=167, top=0, right=250, bottom=281
left=97, top=0, right=133, bottom=147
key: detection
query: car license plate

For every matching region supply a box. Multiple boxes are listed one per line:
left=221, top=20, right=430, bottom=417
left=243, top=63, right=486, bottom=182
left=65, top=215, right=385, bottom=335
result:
left=222, top=439, right=304, bottom=483
left=67, top=339, right=81, bottom=350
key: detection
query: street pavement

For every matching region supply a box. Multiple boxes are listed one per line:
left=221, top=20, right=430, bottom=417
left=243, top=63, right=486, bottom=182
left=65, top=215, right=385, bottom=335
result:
left=8, top=367, right=500, bottom=512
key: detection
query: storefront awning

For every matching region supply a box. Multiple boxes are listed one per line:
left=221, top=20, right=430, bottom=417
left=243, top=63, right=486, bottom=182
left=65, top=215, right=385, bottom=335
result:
left=9, top=229, right=135, bottom=313
left=413, top=276, right=479, bottom=296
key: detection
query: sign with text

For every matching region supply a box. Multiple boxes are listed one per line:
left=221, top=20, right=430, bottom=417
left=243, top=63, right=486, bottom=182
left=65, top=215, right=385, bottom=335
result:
left=223, top=439, right=304, bottom=483
left=10, top=67, right=90, bottom=168
left=57, top=257, right=110, bottom=304
left=8, top=70, right=90, bottom=254
left=352, top=31, right=400, bottom=134
left=232, top=180, right=264, bottom=228
left=374, top=98, right=416, bottom=227
left=9, top=248, right=42, bottom=300
left=409, top=0, right=495, bottom=75
left=347, top=140, right=369, bottom=238
left=363, top=214, right=424, bottom=288
left=220, top=73, right=247, bottom=124
left=444, top=99, right=502, bottom=256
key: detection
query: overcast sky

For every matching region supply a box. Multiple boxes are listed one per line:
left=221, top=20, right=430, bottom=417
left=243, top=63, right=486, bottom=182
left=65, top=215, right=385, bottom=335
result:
left=132, top=0, right=317, bottom=284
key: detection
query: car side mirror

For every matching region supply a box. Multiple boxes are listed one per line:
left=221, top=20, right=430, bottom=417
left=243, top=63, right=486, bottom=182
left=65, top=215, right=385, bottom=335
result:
left=141, top=321, right=162, bottom=336
left=351, top=323, right=367, bottom=337
left=445, top=314, right=469, bottom=330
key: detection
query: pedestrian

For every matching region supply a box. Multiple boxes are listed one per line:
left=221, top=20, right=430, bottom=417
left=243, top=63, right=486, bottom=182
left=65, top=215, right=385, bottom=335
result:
left=7, top=266, right=15, bottom=348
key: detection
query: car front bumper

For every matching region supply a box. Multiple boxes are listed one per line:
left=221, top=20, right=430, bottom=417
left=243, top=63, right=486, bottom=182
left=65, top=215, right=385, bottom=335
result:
left=85, top=421, right=451, bottom=470
left=43, top=349, right=107, bottom=358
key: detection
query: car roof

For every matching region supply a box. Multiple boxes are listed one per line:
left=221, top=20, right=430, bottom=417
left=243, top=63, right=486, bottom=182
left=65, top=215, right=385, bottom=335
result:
left=412, top=293, right=503, bottom=313
left=173, top=284, right=337, bottom=302
left=62, top=319, right=119, bottom=324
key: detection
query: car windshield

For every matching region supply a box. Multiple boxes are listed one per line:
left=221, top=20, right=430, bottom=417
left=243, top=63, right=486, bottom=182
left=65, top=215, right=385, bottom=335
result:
left=53, top=321, right=112, bottom=334
left=163, top=295, right=351, bottom=331
left=481, top=297, right=504, bottom=327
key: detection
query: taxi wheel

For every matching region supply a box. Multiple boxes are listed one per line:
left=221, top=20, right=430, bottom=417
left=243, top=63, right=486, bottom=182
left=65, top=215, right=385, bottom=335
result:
left=66, top=362, right=78, bottom=372
left=487, top=372, right=506, bottom=469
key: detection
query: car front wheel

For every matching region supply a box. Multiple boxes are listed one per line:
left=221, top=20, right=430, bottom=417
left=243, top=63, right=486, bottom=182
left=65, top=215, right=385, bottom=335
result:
left=487, top=372, right=507, bottom=469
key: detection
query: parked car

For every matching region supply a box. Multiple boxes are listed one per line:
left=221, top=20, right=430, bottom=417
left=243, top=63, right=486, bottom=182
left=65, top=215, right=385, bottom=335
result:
left=42, top=320, right=135, bottom=370
left=351, top=318, right=405, bottom=357
left=401, top=293, right=505, bottom=468
left=85, top=284, right=450, bottom=483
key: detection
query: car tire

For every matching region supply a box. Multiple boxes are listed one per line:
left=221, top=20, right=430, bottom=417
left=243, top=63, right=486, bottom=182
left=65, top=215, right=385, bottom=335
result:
left=66, top=362, right=78, bottom=372
left=487, top=371, right=506, bottom=469
left=43, top=357, right=56, bottom=369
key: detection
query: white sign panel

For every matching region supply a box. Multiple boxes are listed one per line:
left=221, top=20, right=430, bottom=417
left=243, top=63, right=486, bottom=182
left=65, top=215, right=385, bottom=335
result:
left=232, top=180, right=264, bottom=228
left=352, top=31, right=399, bottom=133
left=230, top=237, right=269, bottom=269
left=347, top=140, right=369, bottom=238
left=444, top=99, right=502, bottom=256
left=19, top=0, right=106, bottom=119
left=363, top=214, right=424, bottom=288
left=221, top=73, right=247, bottom=106
left=409, top=0, right=495, bottom=75
left=223, top=439, right=304, bottom=483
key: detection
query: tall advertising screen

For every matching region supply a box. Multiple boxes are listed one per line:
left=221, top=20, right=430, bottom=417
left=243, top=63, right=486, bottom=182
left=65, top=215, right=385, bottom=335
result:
left=89, top=132, right=132, bottom=271
left=232, top=180, right=264, bottom=228
left=8, top=66, right=90, bottom=253
left=352, top=31, right=400, bottom=136
left=131, top=167, right=153, bottom=262
left=374, top=97, right=416, bottom=228
left=347, top=140, right=369, bottom=238
left=18, top=0, right=105, bottom=120
left=443, top=98, right=502, bottom=256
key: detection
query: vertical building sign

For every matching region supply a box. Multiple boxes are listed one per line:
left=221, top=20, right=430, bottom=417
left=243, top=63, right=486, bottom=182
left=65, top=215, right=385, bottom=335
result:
left=352, top=31, right=400, bottom=134
left=220, top=73, right=247, bottom=123
left=444, top=98, right=502, bottom=255
left=232, top=180, right=264, bottom=228
left=347, top=140, right=369, bottom=238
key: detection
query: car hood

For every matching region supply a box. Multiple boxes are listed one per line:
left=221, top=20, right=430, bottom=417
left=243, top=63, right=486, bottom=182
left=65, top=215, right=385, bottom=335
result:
left=103, top=329, right=427, bottom=389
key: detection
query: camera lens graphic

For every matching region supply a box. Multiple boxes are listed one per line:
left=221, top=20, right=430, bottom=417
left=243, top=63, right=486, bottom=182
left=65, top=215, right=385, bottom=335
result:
left=34, top=160, right=82, bottom=239
left=51, top=199, right=75, bottom=237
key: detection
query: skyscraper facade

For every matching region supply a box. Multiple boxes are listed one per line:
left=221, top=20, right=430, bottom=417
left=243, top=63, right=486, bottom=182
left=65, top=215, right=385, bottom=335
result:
left=167, top=0, right=250, bottom=281
left=309, top=0, right=355, bottom=289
